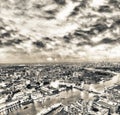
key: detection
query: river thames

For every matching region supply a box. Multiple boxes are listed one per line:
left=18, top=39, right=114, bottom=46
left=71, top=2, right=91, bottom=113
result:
left=8, top=72, right=120, bottom=115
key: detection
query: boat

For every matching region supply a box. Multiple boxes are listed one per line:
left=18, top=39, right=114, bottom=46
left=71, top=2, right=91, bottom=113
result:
left=24, top=106, right=28, bottom=109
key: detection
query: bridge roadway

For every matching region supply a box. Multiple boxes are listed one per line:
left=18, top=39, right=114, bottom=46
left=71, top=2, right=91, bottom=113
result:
left=0, top=100, right=21, bottom=115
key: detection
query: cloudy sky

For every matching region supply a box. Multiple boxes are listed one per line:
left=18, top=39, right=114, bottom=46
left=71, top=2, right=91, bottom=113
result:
left=0, top=0, right=120, bottom=63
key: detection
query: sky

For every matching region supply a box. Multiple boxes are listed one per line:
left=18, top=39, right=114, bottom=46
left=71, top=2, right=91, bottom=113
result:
left=0, top=0, right=120, bottom=63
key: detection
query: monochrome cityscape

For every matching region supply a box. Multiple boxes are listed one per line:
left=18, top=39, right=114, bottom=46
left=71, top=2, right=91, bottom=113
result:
left=0, top=0, right=120, bottom=114
left=0, top=62, right=120, bottom=115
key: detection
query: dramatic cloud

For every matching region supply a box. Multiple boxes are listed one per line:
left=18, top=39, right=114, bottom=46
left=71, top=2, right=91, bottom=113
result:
left=0, top=0, right=120, bottom=63
left=33, top=41, right=45, bottom=48
left=98, top=37, right=120, bottom=45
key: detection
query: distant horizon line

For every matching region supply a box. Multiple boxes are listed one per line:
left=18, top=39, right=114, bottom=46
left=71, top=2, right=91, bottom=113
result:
left=0, top=61, right=120, bottom=65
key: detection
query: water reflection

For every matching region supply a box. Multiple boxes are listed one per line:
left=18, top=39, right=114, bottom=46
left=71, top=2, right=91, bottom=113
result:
left=9, top=89, right=82, bottom=115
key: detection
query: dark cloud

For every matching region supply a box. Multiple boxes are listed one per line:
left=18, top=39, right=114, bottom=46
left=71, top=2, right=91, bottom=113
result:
left=0, top=32, right=11, bottom=38
left=74, top=30, right=91, bottom=41
left=45, top=10, right=56, bottom=15
left=33, top=4, right=42, bottom=9
left=98, top=5, right=112, bottom=13
left=109, top=0, right=120, bottom=9
left=77, top=37, right=120, bottom=47
left=69, top=5, right=80, bottom=17
left=74, top=23, right=108, bottom=39
left=44, top=9, right=57, bottom=20
left=91, top=23, right=108, bottom=33
left=114, top=19, right=120, bottom=25
left=44, top=16, right=55, bottom=20
left=0, top=39, right=23, bottom=47
left=77, top=41, right=92, bottom=46
left=13, top=39, right=22, bottom=44
left=33, top=41, right=45, bottom=48
left=78, top=0, right=89, bottom=8
left=63, top=34, right=73, bottom=43
left=98, top=37, right=120, bottom=45
left=0, top=26, right=4, bottom=30
left=0, top=40, right=2, bottom=46
left=54, top=0, right=66, bottom=5
left=69, top=11, right=78, bottom=17
left=3, top=40, right=13, bottom=46
left=43, top=37, right=53, bottom=41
